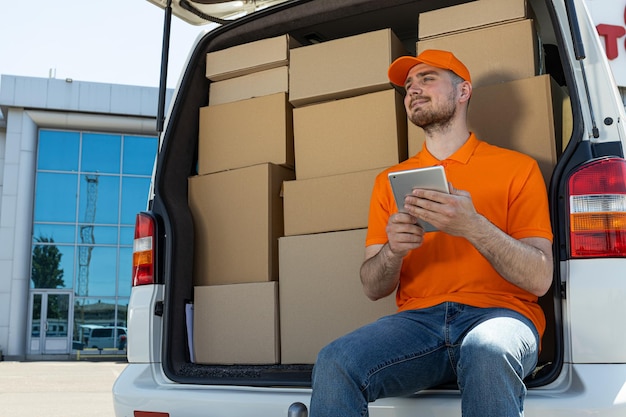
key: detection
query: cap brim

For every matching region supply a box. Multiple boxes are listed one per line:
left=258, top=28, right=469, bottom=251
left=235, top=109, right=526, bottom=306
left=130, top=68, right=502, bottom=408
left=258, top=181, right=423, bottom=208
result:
left=388, top=56, right=424, bottom=87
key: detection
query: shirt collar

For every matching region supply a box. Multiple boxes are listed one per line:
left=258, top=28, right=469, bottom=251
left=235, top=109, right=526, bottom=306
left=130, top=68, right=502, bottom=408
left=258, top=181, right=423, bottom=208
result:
left=418, top=132, right=480, bottom=165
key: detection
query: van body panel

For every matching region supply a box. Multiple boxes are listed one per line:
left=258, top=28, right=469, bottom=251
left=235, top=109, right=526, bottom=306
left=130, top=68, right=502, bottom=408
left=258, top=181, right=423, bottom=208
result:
left=126, top=284, right=164, bottom=363
left=113, top=363, right=626, bottom=416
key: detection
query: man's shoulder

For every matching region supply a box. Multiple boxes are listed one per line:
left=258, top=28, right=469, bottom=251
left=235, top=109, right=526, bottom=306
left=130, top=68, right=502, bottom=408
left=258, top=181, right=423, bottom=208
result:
left=475, top=139, right=538, bottom=165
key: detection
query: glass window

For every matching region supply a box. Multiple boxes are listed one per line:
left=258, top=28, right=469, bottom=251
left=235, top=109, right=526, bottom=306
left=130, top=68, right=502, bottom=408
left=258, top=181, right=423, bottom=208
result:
left=32, top=224, right=76, bottom=244
left=75, top=246, right=117, bottom=297
left=31, top=294, right=42, bottom=337
left=74, top=298, right=117, bottom=328
left=78, top=175, right=120, bottom=225
left=120, top=177, right=151, bottom=225
left=33, top=128, right=157, bottom=355
left=38, top=130, right=80, bottom=172
left=119, top=226, right=134, bottom=247
left=34, top=173, right=78, bottom=223
left=123, top=135, right=158, bottom=175
left=31, top=243, right=74, bottom=289
left=117, top=298, right=129, bottom=327
left=81, top=133, right=121, bottom=174
left=118, top=247, right=133, bottom=297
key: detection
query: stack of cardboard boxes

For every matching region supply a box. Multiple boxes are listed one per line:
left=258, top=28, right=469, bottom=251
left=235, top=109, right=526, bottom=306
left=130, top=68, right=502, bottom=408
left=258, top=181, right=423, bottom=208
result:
left=190, top=0, right=570, bottom=366
left=410, top=0, right=566, bottom=186
left=279, top=29, right=407, bottom=364
left=190, top=35, right=298, bottom=365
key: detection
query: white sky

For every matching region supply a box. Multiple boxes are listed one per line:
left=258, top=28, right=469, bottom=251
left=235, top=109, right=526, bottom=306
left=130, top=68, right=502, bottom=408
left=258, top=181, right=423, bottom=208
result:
left=0, top=0, right=211, bottom=88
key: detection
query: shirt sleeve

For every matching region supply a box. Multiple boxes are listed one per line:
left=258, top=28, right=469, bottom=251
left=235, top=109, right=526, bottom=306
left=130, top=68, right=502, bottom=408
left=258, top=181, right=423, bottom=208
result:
left=507, top=159, right=554, bottom=242
left=365, top=170, right=396, bottom=246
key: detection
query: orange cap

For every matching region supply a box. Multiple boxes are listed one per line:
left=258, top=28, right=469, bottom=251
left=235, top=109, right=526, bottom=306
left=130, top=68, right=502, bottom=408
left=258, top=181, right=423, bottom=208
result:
left=388, top=49, right=471, bottom=86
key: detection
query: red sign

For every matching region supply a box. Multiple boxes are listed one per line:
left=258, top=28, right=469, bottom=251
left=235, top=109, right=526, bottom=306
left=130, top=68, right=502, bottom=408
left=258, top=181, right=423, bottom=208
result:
left=596, top=5, right=626, bottom=60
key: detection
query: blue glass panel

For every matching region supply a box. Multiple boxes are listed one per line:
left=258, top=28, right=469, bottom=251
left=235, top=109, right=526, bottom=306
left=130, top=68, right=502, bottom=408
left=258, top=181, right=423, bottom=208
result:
left=75, top=246, right=117, bottom=297
left=34, top=173, right=78, bottom=223
left=118, top=247, right=133, bottom=297
left=77, top=225, right=118, bottom=245
left=120, top=177, right=151, bottom=225
left=78, top=175, right=120, bottom=225
left=123, top=135, right=158, bottom=175
left=33, top=224, right=76, bottom=244
left=119, top=226, right=134, bottom=247
left=38, top=130, right=80, bottom=171
left=31, top=244, right=74, bottom=289
left=81, top=133, right=121, bottom=174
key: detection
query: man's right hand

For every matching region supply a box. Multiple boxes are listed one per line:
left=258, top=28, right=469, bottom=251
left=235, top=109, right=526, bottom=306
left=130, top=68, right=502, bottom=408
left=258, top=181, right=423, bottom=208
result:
left=386, top=212, right=425, bottom=257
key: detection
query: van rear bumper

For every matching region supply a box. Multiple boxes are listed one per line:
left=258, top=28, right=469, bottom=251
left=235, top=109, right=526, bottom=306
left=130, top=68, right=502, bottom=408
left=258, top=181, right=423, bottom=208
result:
left=113, top=362, right=626, bottom=416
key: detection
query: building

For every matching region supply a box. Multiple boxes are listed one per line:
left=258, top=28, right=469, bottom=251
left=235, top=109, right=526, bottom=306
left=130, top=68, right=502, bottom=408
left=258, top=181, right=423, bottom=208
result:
left=0, top=75, right=172, bottom=359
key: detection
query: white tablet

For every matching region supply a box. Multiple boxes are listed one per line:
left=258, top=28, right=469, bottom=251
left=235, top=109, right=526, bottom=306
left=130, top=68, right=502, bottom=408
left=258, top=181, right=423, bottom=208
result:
left=388, top=165, right=449, bottom=232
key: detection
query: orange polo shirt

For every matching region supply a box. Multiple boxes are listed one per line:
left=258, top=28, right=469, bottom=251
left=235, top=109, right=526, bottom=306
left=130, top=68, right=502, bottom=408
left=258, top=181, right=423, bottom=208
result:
left=366, top=133, right=553, bottom=338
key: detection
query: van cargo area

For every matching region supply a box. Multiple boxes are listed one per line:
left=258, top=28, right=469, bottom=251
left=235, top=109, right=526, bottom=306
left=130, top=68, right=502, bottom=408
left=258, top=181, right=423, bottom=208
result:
left=158, top=0, right=568, bottom=388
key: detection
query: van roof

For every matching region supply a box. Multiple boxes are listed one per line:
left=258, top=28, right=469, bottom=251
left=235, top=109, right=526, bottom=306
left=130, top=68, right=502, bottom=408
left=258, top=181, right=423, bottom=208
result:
left=145, top=0, right=292, bottom=26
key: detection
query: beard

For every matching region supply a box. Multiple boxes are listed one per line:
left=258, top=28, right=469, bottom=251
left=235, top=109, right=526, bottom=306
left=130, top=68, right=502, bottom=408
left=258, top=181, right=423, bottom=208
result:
left=407, top=91, right=457, bottom=133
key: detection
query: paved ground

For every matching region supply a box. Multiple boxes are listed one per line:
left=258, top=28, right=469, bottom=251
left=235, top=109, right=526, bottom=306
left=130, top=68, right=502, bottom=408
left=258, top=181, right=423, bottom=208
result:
left=0, top=360, right=128, bottom=417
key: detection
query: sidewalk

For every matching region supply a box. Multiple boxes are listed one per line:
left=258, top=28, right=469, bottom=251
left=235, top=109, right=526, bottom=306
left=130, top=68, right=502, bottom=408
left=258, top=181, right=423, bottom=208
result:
left=0, top=360, right=128, bottom=417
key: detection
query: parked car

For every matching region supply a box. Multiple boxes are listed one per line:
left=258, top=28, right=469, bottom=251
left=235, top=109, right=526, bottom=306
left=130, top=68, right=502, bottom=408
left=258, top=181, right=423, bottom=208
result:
left=113, top=0, right=626, bottom=416
left=88, top=326, right=127, bottom=350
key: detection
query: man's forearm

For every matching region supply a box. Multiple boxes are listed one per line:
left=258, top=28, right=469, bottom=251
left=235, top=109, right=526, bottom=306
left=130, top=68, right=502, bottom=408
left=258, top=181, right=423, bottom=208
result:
left=467, top=215, right=553, bottom=297
left=360, top=243, right=403, bottom=301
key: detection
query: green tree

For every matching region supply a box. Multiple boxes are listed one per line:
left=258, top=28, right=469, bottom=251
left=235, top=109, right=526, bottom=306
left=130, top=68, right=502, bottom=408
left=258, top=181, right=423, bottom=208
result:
left=31, top=236, right=65, bottom=289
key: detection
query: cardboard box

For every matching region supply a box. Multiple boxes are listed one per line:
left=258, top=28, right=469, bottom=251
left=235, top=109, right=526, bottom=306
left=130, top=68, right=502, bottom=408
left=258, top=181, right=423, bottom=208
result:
left=408, top=75, right=564, bottom=186
left=283, top=168, right=381, bottom=236
left=199, top=93, right=294, bottom=175
left=206, top=35, right=299, bottom=81
left=194, top=282, right=279, bottom=364
left=279, top=229, right=397, bottom=364
left=209, top=66, right=289, bottom=106
left=189, top=163, right=295, bottom=286
left=418, top=0, right=530, bottom=39
left=289, top=29, right=407, bottom=107
left=417, top=19, right=539, bottom=88
left=293, top=89, right=407, bottom=180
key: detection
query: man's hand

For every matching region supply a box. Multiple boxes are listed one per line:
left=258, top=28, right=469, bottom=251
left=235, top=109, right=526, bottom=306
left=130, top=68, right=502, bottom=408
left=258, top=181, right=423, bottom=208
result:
left=403, top=183, right=479, bottom=237
left=385, top=212, right=426, bottom=257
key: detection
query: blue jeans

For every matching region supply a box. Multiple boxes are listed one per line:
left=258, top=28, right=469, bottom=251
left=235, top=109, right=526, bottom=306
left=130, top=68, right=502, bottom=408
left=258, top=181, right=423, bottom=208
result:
left=309, top=302, right=540, bottom=417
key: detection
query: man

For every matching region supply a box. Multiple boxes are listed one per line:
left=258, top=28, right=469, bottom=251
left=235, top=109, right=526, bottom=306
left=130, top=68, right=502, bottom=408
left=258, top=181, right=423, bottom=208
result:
left=309, top=50, right=554, bottom=417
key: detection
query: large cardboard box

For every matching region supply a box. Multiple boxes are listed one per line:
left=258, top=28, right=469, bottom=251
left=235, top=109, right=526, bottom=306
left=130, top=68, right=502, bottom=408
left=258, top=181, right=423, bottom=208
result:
left=293, top=89, right=407, bottom=180
left=283, top=168, right=381, bottom=236
left=194, top=282, right=280, bottom=364
left=408, top=75, right=564, bottom=186
left=417, top=19, right=539, bottom=88
left=206, top=35, right=299, bottom=81
left=279, top=229, right=397, bottom=364
left=209, top=66, right=289, bottom=106
left=289, top=29, right=407, bottom=107
left=199, top=93, right=294, bottom=175
left=189, top=163, right=295, bottom=286
left=418, top=0, right=530, bottom=39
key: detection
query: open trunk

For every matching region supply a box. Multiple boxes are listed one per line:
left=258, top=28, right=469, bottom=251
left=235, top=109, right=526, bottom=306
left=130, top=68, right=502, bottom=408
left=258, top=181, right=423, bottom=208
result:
left=151, top=0, right=570, bottom=389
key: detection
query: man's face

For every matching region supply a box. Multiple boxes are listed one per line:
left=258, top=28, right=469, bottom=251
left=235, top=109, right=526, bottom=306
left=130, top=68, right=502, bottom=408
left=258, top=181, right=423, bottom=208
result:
left=403, top=63, right=459, bottom=131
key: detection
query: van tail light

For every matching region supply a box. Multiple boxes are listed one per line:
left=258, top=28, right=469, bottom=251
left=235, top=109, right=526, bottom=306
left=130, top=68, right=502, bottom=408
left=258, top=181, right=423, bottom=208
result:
left=568, top=157, right=626, bottom=258
left=132, top=213, right=155, bottom=286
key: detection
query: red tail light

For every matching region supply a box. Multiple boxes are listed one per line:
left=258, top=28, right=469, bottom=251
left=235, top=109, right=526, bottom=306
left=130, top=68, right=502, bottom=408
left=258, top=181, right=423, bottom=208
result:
left=568, top=157, right=626, bottom=258
left=132, top=213, right=155, bottom=286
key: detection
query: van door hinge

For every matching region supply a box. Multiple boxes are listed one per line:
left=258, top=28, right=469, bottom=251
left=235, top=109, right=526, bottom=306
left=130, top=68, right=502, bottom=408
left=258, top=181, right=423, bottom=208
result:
left=560, top=282, right=567, bottom=299
left=155, top=301, right=164, bottom=316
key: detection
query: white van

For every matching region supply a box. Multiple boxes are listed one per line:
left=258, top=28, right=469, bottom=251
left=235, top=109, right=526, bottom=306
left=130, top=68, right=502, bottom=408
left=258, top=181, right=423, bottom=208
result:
left=113, top=0, right=626, bottom=416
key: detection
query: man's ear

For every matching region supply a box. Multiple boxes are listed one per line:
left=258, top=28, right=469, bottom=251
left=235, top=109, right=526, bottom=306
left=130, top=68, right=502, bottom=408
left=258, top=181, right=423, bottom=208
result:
left=459, top=81, right=472, bottom=103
